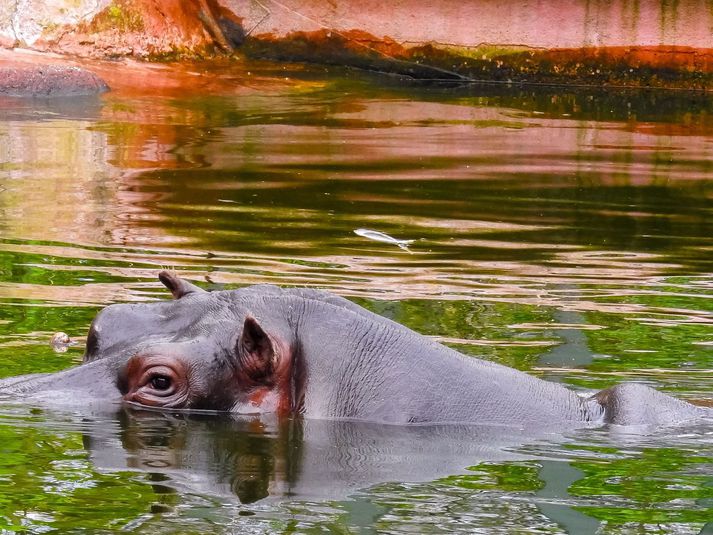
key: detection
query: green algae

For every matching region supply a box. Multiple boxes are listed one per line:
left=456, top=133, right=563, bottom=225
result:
left=89, top=1, right=144, bottom=33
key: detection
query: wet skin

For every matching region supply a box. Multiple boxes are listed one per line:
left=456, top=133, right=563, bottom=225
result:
left=0, top=272, right=708, bottom=426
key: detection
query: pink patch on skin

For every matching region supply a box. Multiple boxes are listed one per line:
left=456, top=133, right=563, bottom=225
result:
left=231, top=388, right=282, bottom=415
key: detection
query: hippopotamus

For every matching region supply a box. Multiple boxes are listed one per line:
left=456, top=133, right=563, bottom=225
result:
left=0, top=271, right=708, bottom=427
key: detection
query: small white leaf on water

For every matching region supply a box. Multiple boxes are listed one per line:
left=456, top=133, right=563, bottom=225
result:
left=354, top=228, right=415, bottom=250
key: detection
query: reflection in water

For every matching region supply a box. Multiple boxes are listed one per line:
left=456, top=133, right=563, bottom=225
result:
left=1, top=403, right=712, bottom=533
left=89, top=410, right=539, bottom=504
left=0, top=93, right=711, bottom=330
left=1, top=63, right=713, bottom=532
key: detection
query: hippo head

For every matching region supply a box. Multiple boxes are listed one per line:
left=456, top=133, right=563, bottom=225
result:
left=104, top=272, right=301, bottom=414
left=2, top=272, right=305, bottom=415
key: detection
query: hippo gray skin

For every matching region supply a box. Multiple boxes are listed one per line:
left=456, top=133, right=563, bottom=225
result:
left=0, top=271, right=708, bottom=427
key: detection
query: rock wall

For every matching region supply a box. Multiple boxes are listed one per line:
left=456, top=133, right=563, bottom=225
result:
left=228, top=0, right=713, bottom=49
left=0, top=0, right=240, bottom=58
left=232, top=0, right=713, bottom=88
left=2, top=0, right=713, bottom=88
left=0, top=0, right=111, bottom=48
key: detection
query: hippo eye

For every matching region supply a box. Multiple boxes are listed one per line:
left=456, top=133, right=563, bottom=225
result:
left=123, top=359, right=188, bottom=409
left=150, top=375, right=172, bottom=391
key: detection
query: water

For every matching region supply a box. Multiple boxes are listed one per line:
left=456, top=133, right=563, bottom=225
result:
left=0, top=60, right=712, bottom=533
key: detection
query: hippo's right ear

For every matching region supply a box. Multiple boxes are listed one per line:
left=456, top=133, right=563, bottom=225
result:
left=158, top=270, right=206, bottom=299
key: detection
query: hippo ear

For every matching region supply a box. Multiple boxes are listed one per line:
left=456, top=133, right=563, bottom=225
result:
left=158, top=270, right=206, bottom=299
left=238, top=316, right=275, bottom=382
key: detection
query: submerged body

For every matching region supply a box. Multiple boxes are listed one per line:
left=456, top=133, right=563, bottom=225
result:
left=0, top=272, right=707, bottom=427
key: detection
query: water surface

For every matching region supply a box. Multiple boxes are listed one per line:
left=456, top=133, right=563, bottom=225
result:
left=0, top=61, right=712, bottom=533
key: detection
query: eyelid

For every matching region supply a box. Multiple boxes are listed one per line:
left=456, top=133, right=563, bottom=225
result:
left=138, top=365, right=174, bottom=386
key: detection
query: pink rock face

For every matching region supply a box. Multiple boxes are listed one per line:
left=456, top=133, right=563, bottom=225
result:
left=237, top=0, right=713, bottom=49
left=2, top=0, right=713, bottom=88
left=0, top=64, right=108, bottom=96
left=232, top=0, right=713, bottom=88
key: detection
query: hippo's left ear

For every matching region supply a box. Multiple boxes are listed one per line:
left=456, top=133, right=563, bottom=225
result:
left=158, top=270, right=206, bottom=299
left=237, top=316, right=276, bottom=382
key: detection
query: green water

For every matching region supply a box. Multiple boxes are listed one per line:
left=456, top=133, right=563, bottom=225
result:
left=0, top=63, right=712, bottom=533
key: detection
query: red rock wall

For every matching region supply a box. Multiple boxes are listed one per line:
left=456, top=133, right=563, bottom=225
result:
left=4, top=0, right=713, bottom=88
left=23, top=0, right=241, bottom=58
